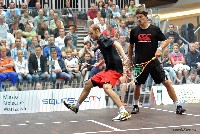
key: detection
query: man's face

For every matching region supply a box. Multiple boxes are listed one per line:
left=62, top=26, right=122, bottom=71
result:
left=136, top=14, right=147, bottom=25
left=21, top=3, right=27, bottom=9
left=88, top=27, right=99, bottom=41
left=169, top=25, right=174, bottom=32
left=51, top=51, right=58, bottom=59
left=0, top=48, right=6, bottom=57
left=49, top=37, right=55, bottom=45
left=189, top=44, right=196, bottom=52
left=59, top=29, right=65, bottom=36
left=15, top=39, right=21, bottom=47
left=17, top=52, right=23, bottom=58
left=84, top=54, right=91, bottom=61
left=35, top=47, right=42, bottom=56
left=9, top=3, right=15, bottom=9
left=169, top=36, right=175, bottom=43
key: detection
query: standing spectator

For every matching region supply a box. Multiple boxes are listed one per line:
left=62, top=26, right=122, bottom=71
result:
left=14, top=50, right=32, bottom=90
left=0, top=46, right=18, bottom=91
left=28, top=45, right=50, bottom=86
left=165, top=24, right=180, bottom=43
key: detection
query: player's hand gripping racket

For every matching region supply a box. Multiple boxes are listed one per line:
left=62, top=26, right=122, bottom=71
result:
left=131, top=57, right=156, bottom=79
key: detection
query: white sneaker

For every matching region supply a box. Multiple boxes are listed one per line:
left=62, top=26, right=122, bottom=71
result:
left=112, top=111, right=131, bottom=121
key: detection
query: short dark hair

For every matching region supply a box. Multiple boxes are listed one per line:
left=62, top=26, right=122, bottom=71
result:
left=35, top=45, right=42, bottom=49
left=64, top=36, right=72, bottom=45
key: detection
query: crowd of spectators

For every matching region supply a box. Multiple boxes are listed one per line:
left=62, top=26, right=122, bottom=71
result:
left=0, top=0, right=199, bottom=92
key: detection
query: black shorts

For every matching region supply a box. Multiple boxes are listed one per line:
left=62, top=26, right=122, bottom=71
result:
left=135, top=59, right=167, bottom=85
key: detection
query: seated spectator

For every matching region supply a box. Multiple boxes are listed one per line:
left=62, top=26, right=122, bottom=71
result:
left=0, top=46, right=18, bottom=91
left=15, top=30, right=27, bottom=49
left=34, top=9, right=47, bottom=28
left=0, top=39, right=11, bottom=57
left=119, top=35, right=128, bottom=55
left=162, top=48, right=180, bottom=84
left=124, top=4, right=131, bottom=17
left=93, top=11, right=102, bottom=25
left=47, top=9, right=55, bottom=25
left=102, top=22, right=115, bottom=38
left=112, top=28, right=120, bottom=41
left=14, top=50, right=32, bottom=90
left=5, top=2, right=20, bottom=18
left=79, top=52, right=95, bottom=81
left=194, top=41, right=200, bottom=52
left=39, top=30, right=49, bottom=48
left=49, top=48, right=71, bottom=84
left=49, top=12, right=64, bottom=32
left=186, top=69, right=200, bottom=84
left=167, top=35, right=175, bottom=53
left=120, top=9, right=128, bottom=21
left=126, top=14, right=135, bottom=31
left=55, top=28, right=66, bottom=49
left=107, top=12, right=119, bottom=28
left=6, top=9, right=16, bottom=26
left=52, top=20, right=63, bottom=38
left=78, top=41, right=94, bottom=59
left=20, top=2, right=27, bottom=14
left=177, top=39, right=189, bottom=55
left=111, top=4, right=120, bottom=18
left=102, top=2, right=112, bottom=19
left=64, top=49, right=81, bottom=85
left=43, top=36, right=62, bottom=59
left=85, top=3, right=98, bottom=30
left=28, top=36, right=39, bottom=55
left=31, top=2, right=42, bottom=17
left=186, top=43, right=200, bottom=75
left=170, top=44, right=190, bottom=82
left=20, top=9, right=34, bottom=26
left=128, top=0, right=136, bottom=15
left=89, top=48, right=105, bottom=78
left=22, top=23, right=37, bottom=45
left=0, top=0, right=7, bottom=9
left=11, top=38, right=28, bottom=60
left=66, top=25, right=78, bottom=47
left=62, top=1, right=76, bottom=27
left=108, top=0, right=119, bottom=12
left=119, top=20, right=129, bottom=37
left=29, top=45, right=50, bottom=86
left=97, top=17, right=106, bottom=33
left=0, top=15, right=9, bottom=31
left=165, top=24, right=180, bottom=43
left=61, top=36, right=77, bottom=58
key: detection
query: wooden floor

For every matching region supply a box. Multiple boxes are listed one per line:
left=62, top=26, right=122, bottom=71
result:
left=0, top=103, right=199, bottom=134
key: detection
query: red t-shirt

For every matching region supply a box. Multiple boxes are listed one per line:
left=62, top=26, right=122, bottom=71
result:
left=87, top=9, right=97, bottom=20
left=102, top=28, right=115, bottom=38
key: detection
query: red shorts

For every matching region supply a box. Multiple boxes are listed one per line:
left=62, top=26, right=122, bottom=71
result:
left=91, top=70, right=122, bottom=88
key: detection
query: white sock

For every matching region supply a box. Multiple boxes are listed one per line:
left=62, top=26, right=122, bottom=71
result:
left=134, top=100, right=139, bottom=106
left=75, top=102, right=80, bottom=108
left=119, top=106, right=126, bottom=113
left=174, top=101, right=180, bottom=107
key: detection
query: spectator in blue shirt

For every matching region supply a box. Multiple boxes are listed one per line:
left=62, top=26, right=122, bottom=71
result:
left=43, top=36, right=61, bottom=59
left=5, top=2, right=20, bottom=18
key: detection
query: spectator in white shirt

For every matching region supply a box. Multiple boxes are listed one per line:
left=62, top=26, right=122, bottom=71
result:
left=55, top=28, right=66, bottom=49
left=14, top=50, right=32, bottom=90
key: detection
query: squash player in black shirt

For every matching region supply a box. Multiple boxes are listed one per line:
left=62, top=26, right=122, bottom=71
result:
left=64, top=24, right=131, bottom=121
left=128, top=8, right=186, bottom=114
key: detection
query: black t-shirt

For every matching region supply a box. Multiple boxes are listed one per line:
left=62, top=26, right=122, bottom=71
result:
left=97, top=35, right=123, bottom=73
left=130, top=24, right=166, bottom=63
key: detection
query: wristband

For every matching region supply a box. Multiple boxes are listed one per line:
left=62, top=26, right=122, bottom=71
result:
left=157, top=47, right=162, bottom=51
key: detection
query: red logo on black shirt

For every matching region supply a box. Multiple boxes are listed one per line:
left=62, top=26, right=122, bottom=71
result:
left=138, top=34, right=151, bottom=42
